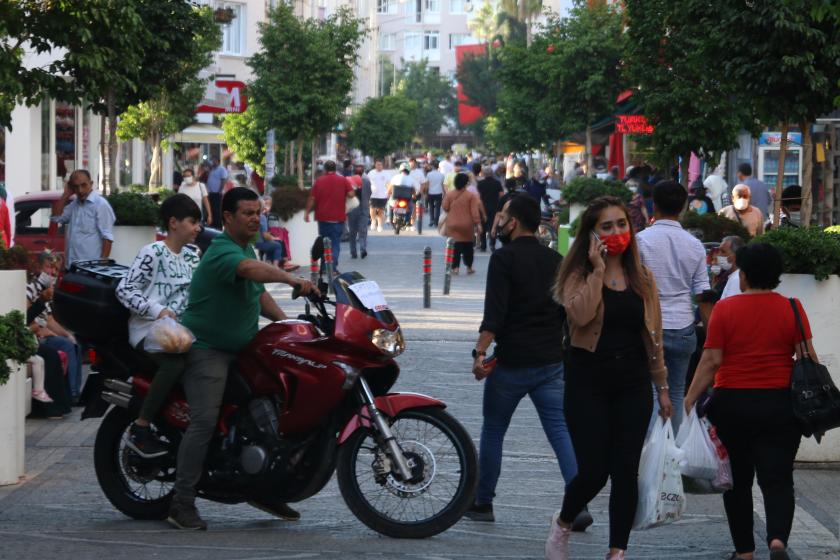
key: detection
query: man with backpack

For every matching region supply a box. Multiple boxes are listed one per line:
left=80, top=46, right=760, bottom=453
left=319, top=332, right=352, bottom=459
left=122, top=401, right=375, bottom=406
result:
left=465, top=195, right=591, bottom=531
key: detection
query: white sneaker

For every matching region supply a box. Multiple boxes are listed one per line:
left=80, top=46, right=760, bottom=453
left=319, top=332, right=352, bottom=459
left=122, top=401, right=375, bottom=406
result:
left=409, top=225, right=415, bottom=231
left=377, top=226, right=383, bottom=233
left=370, top=225, right=375, bottom=231
left=545, top=511, right=571, bottom=560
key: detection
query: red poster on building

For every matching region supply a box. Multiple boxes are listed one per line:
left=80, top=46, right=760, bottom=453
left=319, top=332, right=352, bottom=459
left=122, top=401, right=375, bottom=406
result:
left=455, top=44, right=487, bottom=127
left=196, top=80, right=247, bottom=114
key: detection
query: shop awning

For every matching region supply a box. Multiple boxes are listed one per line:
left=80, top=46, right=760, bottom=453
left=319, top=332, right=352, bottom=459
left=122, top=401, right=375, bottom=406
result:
left=170, top=124, right=225, bottom=144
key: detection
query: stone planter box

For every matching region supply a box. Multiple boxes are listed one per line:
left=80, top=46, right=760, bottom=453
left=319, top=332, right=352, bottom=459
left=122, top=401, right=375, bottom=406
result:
left=569, top=203, right=585, bottom=225
left=110, top=226, right=157, bottom=266
left=777, top=273, right=840, bottom=462
left=279, top=210, right=318, bottom=266
left=0, top=270, right=27, bottom=486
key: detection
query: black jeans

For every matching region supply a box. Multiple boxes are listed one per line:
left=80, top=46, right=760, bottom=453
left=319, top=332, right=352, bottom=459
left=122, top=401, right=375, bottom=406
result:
left=453, top=241, right=474, bottom=269
left=708, top=389, right=801, bottom=554
left=560, top=350, right=652, bottom=550
left=480, top=213, right=496, bottom=251
left=207, top=192, right=222, bottom=229
left=427, top=194, right=443, bottom=226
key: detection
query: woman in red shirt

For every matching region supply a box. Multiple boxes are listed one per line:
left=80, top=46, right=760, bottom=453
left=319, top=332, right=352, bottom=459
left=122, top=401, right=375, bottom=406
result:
left=684, top=243, right=819, bottom=560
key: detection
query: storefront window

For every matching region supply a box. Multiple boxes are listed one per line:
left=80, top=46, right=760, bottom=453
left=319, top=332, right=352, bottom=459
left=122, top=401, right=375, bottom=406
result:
left=55, top=101, right=76, bottom=187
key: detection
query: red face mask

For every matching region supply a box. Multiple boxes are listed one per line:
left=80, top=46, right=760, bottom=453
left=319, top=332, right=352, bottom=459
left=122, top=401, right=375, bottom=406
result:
left=601, top=231, right=632, bottom=256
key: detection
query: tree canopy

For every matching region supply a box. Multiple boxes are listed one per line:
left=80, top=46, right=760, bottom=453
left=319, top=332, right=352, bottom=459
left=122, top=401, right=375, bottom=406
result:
left=222, top=103, right=268, bottom=172
left=347, top=95, right=417, bottom=158
left=394, top=60, right=455, bottom=142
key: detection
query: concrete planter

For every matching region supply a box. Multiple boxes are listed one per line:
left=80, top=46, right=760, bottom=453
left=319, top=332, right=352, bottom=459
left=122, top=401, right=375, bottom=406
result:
left=0, top=270, right=28, bottom=486
left=279, top=210, right=318, bottom=266
left=110, top=226, right=157, bottom=266
left=569, top=203, right=585, bottom=225
left=777, top=273, right=840, bottom=462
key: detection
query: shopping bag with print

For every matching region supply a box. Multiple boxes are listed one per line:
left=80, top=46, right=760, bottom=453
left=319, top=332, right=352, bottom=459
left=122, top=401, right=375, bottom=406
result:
left=676, top=409, right=718, bottom=480
left=705, top=419, right=733, bottom=491
left=634, top=418, right=686, bottom=530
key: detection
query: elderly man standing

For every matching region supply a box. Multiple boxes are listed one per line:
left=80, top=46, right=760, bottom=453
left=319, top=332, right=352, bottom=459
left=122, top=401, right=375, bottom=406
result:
left=719, top=184, right=765, bottom=237
left=51, top=169, right=115, bottom=269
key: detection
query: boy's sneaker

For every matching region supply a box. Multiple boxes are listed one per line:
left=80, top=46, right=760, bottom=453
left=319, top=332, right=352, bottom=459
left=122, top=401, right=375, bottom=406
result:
left=463, top=502, right=494, bottom=522
left=126, top=423, right=169, bottom=459
left=571, top=507, right=594, bottom=532
left=167, top=499, right=207, bottom=530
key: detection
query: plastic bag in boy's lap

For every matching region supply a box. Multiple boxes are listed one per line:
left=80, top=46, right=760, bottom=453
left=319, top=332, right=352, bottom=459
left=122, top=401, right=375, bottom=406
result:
left=633, top=418, right=686, bottom=530
left=145, top=316, right=196, bottom=353
left=676, top=409, right=719, bottom=480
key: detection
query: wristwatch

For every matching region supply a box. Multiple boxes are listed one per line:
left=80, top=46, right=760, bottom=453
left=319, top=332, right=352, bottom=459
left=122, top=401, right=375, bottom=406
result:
left=655, top=385, right=670, bottom=393
left=472, top=348, right=486, bottom=359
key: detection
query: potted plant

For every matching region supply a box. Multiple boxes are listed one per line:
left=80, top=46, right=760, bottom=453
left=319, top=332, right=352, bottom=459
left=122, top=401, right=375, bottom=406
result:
left=0, top=310, right=37, bottom=485
left=0, top=241, right=29, bottom=330
left=106, top=192, right=159, bottom=266
left=679, top=212, right=751, bottom=243
left=754, top=227, right=840, bottom=461
left=269, top=175, right=316, bottom=264
left=562, top=177, right=630, bottom=224
left=213, top=6, right=235, bottom=24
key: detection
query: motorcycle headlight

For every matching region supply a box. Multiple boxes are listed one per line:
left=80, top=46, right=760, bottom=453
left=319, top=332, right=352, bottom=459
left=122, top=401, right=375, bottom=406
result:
left=333, top=361, right=361, bottom=390
left=371, top=327, right=405, bottom=357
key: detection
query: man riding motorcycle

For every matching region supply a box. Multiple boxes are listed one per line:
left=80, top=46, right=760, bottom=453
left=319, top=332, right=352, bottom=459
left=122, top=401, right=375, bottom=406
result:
left=170, top=187, right=317, bottom=530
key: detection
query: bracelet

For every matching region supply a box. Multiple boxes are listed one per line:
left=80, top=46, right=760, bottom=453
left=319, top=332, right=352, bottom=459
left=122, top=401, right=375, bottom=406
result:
left=656, top=385, right=670, bottom=393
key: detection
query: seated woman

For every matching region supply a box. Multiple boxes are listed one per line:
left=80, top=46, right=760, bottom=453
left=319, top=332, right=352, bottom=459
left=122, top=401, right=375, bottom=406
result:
left=685, top=243, right=815, bottom=560
left=256, top=196, right=298, bottom=271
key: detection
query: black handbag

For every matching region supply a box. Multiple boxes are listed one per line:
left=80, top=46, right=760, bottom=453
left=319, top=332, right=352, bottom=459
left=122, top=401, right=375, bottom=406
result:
left=789, top=298, right=840, bottom=442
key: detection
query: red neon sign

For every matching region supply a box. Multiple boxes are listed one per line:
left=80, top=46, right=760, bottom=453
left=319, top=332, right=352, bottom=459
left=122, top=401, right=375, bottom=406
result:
left=616, top=114, right=654, bottom=135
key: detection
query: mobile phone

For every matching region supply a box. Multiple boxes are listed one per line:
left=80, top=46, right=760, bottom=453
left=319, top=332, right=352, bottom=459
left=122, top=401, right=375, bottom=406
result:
left=482, top=353, right=497, bottom=372
left=591, top=232, right=607, bottom=257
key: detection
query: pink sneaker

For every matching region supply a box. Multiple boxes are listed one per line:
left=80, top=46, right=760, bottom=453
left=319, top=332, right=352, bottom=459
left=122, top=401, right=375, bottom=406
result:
left=32, top=389, right=53, bottom=403
left=545, top=511, right=571, bottom=560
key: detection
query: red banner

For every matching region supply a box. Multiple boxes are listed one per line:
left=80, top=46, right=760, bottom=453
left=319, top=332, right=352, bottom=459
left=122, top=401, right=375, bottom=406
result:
left=615, top=114, right=653, bottom=135
left=196, top=80, right=247, bottom=114
left=455, top=44, right=487, bottom=126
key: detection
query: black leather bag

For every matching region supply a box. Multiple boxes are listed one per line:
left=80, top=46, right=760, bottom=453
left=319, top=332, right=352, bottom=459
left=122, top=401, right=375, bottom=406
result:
left=789, top=299, right=840, bottom=442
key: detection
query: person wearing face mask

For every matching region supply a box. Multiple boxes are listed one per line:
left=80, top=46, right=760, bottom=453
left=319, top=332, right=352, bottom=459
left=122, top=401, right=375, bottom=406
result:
left=548, top=196, right=670, bottom=560
left=715, top=236, right=746, bottom=301
left=176, top=167, right=213, bottom=225
left=719, top=184, right=765, bottom=237
left=765, top=184, right=802, bottom=231
left=468, top=195, right=590, bottom=532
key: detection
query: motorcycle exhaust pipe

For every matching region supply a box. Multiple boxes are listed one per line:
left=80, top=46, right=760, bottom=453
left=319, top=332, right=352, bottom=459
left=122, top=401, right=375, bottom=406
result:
left=101, top=391, right=131, bottom=408
left=103, top=378, right=133, bottom=394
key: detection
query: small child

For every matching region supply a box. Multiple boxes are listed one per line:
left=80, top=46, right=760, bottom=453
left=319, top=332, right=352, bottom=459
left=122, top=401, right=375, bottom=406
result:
left=116, top=194, right=201, bottom=458
left=29, top=354, right=53, bottom=403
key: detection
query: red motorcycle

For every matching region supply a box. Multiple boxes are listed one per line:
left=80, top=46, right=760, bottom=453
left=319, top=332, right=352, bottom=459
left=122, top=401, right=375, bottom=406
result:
left=53, top=261, right=477, bottom=538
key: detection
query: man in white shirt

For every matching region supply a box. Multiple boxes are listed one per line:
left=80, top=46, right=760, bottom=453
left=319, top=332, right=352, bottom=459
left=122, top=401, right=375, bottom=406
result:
left=408, top=158, right=427, bottom=230
left=366, top=159, right=390, bottom=232
left=703, top=162, right=730, bottom=210
left=636, top=180, right=712, bottom=432
left=426, top=163, right=446, bottom=227
left=717, top=235, right=745, bottom=301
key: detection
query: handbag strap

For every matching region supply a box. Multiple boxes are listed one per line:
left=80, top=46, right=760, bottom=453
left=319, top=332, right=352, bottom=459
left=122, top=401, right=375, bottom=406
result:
left=788, top=298, right=810, bottom=359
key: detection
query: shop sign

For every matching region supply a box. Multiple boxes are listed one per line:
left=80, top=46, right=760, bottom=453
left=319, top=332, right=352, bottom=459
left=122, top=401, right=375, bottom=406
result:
left=759, top=132, right=802, bottom=146
left=196, top=80, right=247, bottom=113
left=616, top=114, right=654, bottom=135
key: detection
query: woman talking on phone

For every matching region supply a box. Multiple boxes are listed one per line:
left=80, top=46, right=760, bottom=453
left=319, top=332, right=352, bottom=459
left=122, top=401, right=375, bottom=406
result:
left=545, top=196, right=671, bottom=560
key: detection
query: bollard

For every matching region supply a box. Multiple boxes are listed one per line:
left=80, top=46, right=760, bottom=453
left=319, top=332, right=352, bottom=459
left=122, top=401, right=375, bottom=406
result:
left=443, top=237, right=454, bottom=295
left=416, top=198, right=424, bottom=235
left=423, top=246, right=432, bottom=308
left=309, top=257, right=319, bottom=283
left=323, top=236, right=335, bottom=294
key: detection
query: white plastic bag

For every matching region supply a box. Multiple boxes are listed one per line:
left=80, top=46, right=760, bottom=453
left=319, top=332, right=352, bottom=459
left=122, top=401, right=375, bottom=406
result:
left=634, top=418, right=686, bottom=530
left=676, top=409, right=719, bottom=480
left=145, top=316, right=196, bottom=354
left=706, top=420, right=733, bottom=491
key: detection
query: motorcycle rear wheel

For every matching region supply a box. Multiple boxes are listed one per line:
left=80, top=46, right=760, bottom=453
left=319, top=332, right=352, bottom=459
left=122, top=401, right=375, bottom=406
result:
left=94, top=407, right=175, bottom=520
left=336, top=406, right=477, bottom=539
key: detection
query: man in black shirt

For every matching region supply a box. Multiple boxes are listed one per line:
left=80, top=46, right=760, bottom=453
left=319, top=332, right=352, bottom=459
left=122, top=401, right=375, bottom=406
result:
left=476, top=163, right=503, bottom=252
left=466, top=196, right=591, bottom=531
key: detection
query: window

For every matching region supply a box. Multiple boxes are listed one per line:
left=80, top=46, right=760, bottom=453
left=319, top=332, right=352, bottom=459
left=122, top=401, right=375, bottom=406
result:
left=423, top=31, right=439, bottom=51
left=449, top=33, right=474, bottom=49
left=377, top=0, right=397, bottom=14
left=404, top=32, right=422, bottom=60
left=379, top=33, right=395, bottom=51
left=425, top=0, right=439, bottom=12
left=449, top=0, right=464, bottom=13
left=221, top=3, right=246, bottom=55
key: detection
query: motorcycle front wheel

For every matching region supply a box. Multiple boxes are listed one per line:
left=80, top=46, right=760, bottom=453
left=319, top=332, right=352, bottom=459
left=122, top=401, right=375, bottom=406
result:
left=336, top=406, right=477, bottom=539
left=94, top=407, right=176, bottom=519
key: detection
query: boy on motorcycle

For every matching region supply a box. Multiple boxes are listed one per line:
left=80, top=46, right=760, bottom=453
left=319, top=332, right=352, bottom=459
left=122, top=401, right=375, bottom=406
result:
left=170, top=187, right=317, bottom=530
left=115, top=194, right=202, bottom=458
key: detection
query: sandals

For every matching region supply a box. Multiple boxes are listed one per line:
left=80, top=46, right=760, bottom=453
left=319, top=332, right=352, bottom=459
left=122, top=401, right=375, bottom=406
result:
left=32, top=390, right=53, bottom=403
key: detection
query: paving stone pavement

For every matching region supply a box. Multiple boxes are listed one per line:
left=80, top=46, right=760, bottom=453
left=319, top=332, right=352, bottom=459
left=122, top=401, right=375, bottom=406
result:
left=0, top=228, right=838, bottom=560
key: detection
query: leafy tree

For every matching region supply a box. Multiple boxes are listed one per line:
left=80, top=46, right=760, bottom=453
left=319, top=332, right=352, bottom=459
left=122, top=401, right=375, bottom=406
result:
left=469, top=0, right=501, bottom=43
left=624, top=0, right=757, bottom=184
left=395, top=60, right=455, bottom=142
left=456, top=48, right=501, bottom=115
left=249, top=4, right=365, bottom=188
left=714, top=0, right=840, bottom=226
left=347, top=95, right=418, bottom=158
left=222, top=103, right=268, bottom=172
left=117, top=5, right=221, bottom=189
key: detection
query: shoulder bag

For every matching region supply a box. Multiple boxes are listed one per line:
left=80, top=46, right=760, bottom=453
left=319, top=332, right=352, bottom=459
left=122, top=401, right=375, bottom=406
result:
left=789, top=298, right=840, bottom=442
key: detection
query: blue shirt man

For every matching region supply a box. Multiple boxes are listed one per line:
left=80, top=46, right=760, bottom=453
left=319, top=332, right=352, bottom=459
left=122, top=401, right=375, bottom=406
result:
left=51, top=169, right=116, bottom=268
left=206, top=160, right=228, bottom=194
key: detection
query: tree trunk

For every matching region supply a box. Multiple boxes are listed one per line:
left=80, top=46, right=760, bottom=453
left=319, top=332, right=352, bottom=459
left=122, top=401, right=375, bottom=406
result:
left=772, top=121, right=789, bottom=229
left=99, top=114, right=107, bottom=192
left=799, top=120, right=813, bottom=227
left=824, top=124, right=835, bottom=226
left=106, top=90, right=118, bottom=193
left=296, top=138, right=304, bottom=190
left=311, top=139, right=317, bottom=188
left=680, top=154, right=690, bottom=188
left=288, top=141, right=295, bottom=177
left=148, top=131, right=162, bottom=190
left=585, top=124, right=594, bottom=177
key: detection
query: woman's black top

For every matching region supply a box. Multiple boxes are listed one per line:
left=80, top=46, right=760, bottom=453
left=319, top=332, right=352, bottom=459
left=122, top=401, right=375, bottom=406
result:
left=596, top=286, right=645, bottom=356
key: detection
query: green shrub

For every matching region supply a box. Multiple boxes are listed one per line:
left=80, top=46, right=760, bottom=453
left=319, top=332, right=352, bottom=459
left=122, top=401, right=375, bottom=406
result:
left=753, top=227, right=840, bottom=281
left=127, top=183, right=148, bottom=194
left=269, top=175, right=299, bottom=189
left=270, top=183, right=309, bottom=221
left=680, top=212, right=751, bottom=243
left=106, top=192, right=160, bottom=226
left=562, top=177, right=631, bottom=205
left=154, top=188, right=177, bottom=202
left=824, top=225, right=840, bottom=235
left=0, top=310, right=38, bottom=385
left=0, top=243, right=30, bottom=270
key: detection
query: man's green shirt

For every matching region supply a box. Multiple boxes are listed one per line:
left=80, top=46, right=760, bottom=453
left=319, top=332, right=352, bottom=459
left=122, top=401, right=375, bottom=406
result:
left=181, top=232, right=265, bottom=353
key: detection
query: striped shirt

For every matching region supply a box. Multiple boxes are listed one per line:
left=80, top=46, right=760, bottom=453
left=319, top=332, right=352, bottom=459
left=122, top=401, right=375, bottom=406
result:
left=636, top=220, right=710, bottom=330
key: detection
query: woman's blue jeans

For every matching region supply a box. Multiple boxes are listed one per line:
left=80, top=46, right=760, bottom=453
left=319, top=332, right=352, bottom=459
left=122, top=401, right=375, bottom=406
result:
left=476, top=361, right=578, bottom=505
